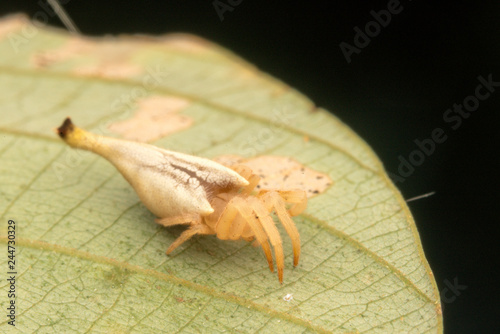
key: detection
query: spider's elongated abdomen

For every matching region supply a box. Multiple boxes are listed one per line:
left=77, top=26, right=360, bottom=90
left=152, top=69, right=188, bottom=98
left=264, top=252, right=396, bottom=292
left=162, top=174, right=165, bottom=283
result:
left=57, top=118, right=249, bottom=217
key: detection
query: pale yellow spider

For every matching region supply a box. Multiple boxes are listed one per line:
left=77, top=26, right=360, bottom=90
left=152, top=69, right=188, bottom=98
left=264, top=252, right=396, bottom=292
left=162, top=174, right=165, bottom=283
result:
left=57, top=118, right=307, bottom=283
left=156, top=164, right=307, bottom=283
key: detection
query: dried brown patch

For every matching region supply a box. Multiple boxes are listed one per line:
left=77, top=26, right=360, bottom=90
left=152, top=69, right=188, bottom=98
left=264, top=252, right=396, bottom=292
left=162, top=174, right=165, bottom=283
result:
left=212, top=154, right=245, bottom=167
left=31, top=36, right=142, bottom=78
left=0, top=15, right=27, bottom=40
left=174, top=296, right=185, bottom=303
left=435, top=303, right=442, bottom=316
left=159, top=35, right=212, bottom=53
left=108, top=95, right=192, bottom=142
left=214, top=155, right=332, bottom=197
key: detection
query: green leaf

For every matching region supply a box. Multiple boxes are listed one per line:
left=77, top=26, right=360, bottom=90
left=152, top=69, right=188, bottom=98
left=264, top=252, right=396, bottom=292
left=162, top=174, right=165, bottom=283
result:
left=0, top=15, right=442, bottom=333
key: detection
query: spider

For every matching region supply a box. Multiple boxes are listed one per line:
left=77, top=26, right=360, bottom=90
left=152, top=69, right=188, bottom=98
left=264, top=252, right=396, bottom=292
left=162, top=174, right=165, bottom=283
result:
left=156, top=164, right=307, bottom=283
left=57, top=117, right=307, bottom=283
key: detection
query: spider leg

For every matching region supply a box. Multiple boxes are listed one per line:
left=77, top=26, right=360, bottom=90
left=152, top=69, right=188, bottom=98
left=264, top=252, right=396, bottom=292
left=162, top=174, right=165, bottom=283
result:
left=261, top=189, right=307, bottom=216
left=281, top=190, right=307, bottom=216
left=241, top=174, right=260, bottom=195
left=213, top=196, right=240, bottom=240
left=260, top=191, right=302, bottom=267
left=155, top=213, right=201, bottom=227
left=232, top=164, right=260, bottom=195
left=248, top=197, right=285, bottom=283
left=166, top=223, right=214, bottom=255
left=217, top=196, right=274, bottom=273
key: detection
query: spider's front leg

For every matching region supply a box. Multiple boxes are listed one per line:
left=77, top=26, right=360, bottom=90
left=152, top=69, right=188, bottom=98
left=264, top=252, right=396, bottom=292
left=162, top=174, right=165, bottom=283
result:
left=156, top=213, right=201, bottom=227
left=259, top=190, right=306, bottom=267
left=247, top=196, right=285, bottom=283
left=156, top=213, right=214, bottom=255
left=213, top=196, right=276, bottom=276
left=260, top=189, right=307, bottom=216
left=230, top=164, right=261, bottom=195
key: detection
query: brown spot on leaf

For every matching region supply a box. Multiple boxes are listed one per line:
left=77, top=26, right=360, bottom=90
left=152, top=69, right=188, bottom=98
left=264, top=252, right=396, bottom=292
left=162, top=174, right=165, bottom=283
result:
left=435, top=303, right=443, bottom=316
left=214, top=155, right=332, bottom=197
left=108, top=95, right=192, bottom=142
left=31, top=36, right=142, bottom=78
left=159, top=35, right=213, bottom=53
left=0, top=15, right=27, bottom=40
left=174, top=296, right=185, bottom=303
left=212, top=154, right=245, bottom=167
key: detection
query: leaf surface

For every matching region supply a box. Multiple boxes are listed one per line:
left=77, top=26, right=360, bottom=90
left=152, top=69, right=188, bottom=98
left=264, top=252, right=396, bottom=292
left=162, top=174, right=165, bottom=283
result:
left=0, top=15, right=442, bottom=333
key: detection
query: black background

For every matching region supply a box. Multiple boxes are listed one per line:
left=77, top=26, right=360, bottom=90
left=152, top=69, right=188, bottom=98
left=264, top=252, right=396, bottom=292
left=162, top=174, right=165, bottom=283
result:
left=1, top=1, right=498, bottom=333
